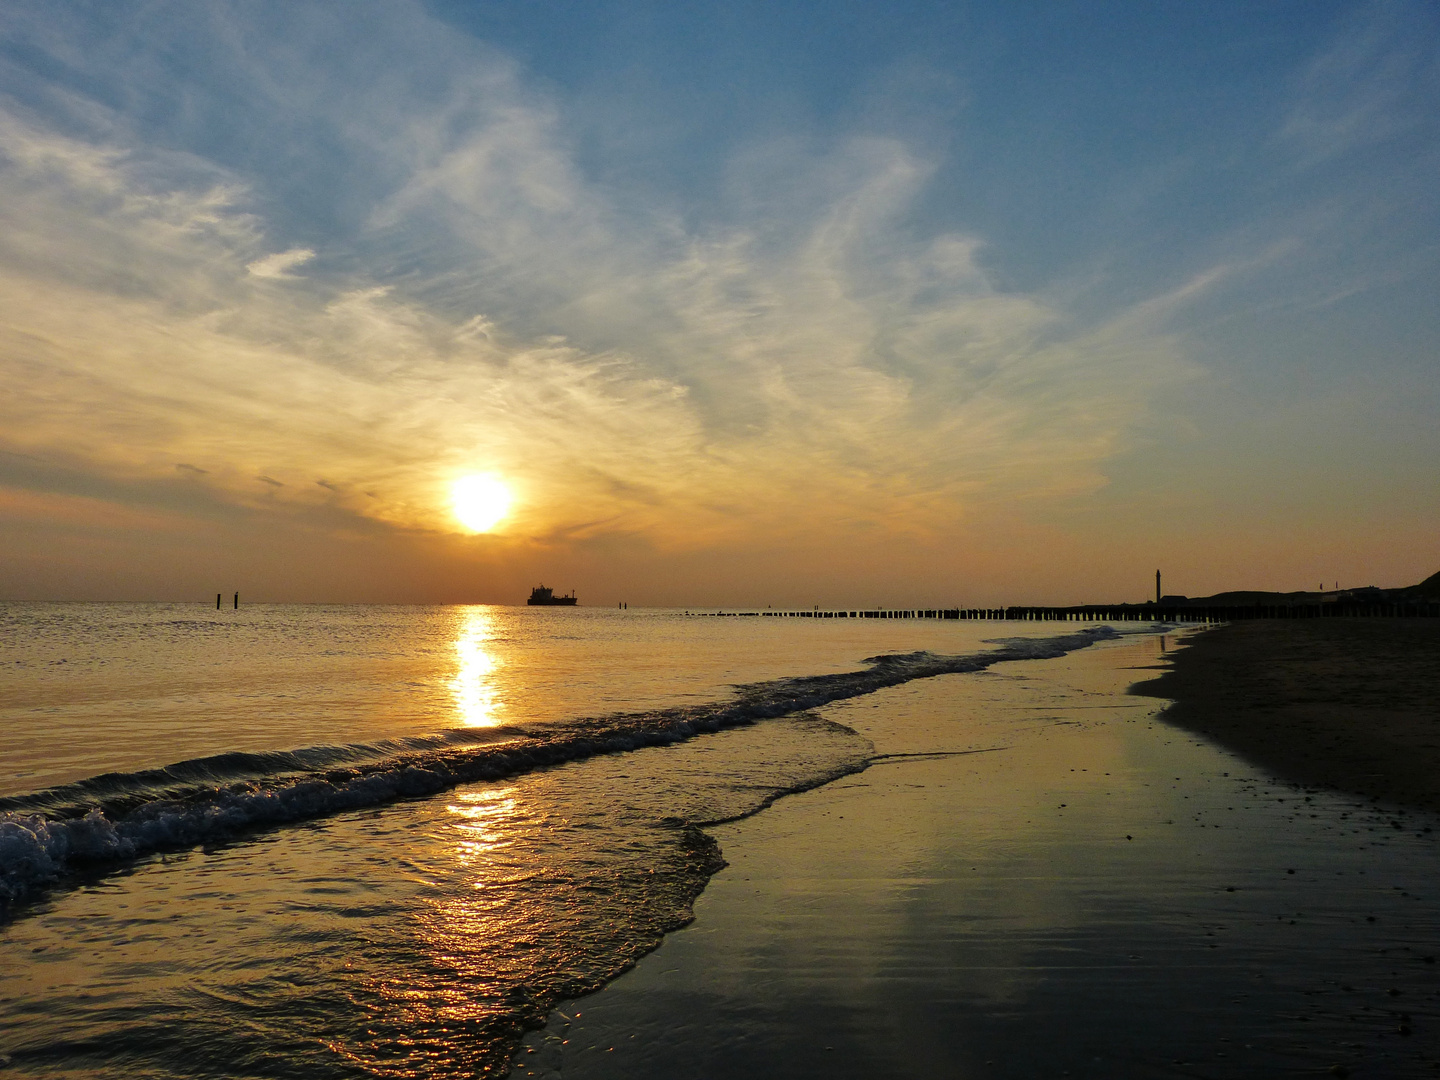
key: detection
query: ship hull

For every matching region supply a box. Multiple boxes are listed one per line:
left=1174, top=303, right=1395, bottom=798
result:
left=527, top=596, right=577, bottom=606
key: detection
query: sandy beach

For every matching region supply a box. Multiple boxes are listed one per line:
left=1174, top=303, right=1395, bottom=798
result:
left=511, top=628, right=1440, bottom=1079
left=1134, top=619, right=1440, bottom=813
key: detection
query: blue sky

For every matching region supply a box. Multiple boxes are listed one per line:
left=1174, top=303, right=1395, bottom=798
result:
left=0, top=1, right=1435, bottom=603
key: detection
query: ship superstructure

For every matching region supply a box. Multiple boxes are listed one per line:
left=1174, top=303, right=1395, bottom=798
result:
left=527, top=585, right=577, bottom=606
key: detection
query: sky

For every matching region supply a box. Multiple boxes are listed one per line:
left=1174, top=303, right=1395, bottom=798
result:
left=0, top=0, right=1436, bottom=606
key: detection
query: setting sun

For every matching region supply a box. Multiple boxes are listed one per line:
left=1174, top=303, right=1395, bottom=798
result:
left=451, top=474, right=512, bottom=533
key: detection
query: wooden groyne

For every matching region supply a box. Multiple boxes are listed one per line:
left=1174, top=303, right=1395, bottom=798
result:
left=688, top=601, right=1440, bottom=621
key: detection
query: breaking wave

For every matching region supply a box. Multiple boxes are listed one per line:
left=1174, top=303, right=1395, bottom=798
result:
left=0, top=626, right=1118, bottom=908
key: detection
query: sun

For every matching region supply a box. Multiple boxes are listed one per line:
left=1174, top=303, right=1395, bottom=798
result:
left=451, top=474, right=513, bottom=533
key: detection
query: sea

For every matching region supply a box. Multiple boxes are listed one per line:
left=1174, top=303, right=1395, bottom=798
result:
left=0, top=603, right=1117, bottom=1078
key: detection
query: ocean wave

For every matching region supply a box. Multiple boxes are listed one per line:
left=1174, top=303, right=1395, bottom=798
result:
left=0, top=728, right=513, bottom=818
left=0, top=626, right=1119, bottom=909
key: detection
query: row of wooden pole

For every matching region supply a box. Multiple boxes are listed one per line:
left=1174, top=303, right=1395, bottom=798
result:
left=692, top=602, right=1440, bottom=620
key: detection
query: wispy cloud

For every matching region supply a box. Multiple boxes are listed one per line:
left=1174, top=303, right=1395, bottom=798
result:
left=1281, top=0, right=1440, bottom=164
left=0, top=2, right=1202, bottom=563
left=247, top=248, right=315, bottom=279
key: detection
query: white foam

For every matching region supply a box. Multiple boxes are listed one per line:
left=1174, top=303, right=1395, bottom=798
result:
left=1, top=626, right=1120, bottom=908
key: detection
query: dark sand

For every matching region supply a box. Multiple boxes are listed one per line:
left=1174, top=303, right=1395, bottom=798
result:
left=1134, top=619, right=1440, bottom=812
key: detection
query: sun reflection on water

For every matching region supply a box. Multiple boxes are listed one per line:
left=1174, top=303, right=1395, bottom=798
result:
left=446, top=788, right=519, bottom=866
left=450, top=607, right=503, bottom=727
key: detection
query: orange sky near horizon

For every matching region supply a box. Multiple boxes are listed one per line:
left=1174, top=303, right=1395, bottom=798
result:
left=1, top=3, right=1437, bottom=607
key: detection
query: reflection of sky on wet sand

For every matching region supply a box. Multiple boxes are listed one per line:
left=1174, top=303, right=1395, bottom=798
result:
left=451, top=607, right=503, bottom=727
left=516, top=634, right=1440, bottom=1079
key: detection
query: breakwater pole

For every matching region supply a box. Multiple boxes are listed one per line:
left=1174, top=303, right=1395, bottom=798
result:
left=688, top=601, right=1440, bottom=620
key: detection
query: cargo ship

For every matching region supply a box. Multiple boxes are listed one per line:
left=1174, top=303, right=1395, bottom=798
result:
left=527, top=584, right=577, bottom=606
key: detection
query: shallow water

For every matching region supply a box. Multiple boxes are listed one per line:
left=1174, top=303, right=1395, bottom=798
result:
left=0, top=604, right=1028, bottom=796
left=0, top=604, right=1104, bottom=1078
left=0, top=714, right=869, bottom=1079
left=514, top=634, right=1440, bottom=1079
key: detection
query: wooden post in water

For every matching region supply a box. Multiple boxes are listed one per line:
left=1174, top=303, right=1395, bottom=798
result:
left=234, top=592, right=239, bottom=610
left=217, top=593, right=221, bottom=610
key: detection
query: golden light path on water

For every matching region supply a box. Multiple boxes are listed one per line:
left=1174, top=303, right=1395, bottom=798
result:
left=448, top=788, right=521, bottom=867
left=451, top=607, right=503, bottom=727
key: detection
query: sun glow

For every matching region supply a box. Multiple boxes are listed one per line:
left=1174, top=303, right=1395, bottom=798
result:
left=451, top=474, right=512, bottom=533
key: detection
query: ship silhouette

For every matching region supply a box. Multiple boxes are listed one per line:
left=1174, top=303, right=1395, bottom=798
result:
left=527, top=584, right=577, bottom=606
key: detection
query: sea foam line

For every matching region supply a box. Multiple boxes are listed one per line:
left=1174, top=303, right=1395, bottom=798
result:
left=0, top=626, right=1120, bottom=908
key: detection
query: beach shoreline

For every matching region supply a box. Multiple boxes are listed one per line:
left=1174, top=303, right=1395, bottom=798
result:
left=1133, top=618, right=1440, bottom=812
left=512, top=629, right=1440, bottom=1078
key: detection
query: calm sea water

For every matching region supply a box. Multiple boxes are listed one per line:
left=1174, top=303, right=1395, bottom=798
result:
left=0, top=603, right=1097, bottom=1078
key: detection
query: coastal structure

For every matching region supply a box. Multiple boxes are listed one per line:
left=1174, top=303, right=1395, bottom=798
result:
left=683, top=570, right=1440, bottom=622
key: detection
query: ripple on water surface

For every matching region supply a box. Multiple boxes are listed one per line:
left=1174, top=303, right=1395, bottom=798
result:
left=0, top=713, right=870, bottom=1079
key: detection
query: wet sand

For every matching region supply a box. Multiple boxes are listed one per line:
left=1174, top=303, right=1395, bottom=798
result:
left=1134, top=619, right=1440, bottom=812
left=511, top=632, right=1440, bottom=1079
